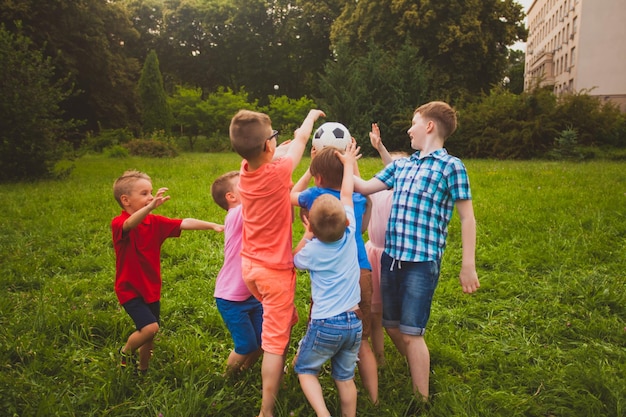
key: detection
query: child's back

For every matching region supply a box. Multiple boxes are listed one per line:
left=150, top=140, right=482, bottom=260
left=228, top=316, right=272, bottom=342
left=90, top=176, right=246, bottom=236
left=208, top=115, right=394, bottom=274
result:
left=228, top=108, right=325, bottom=417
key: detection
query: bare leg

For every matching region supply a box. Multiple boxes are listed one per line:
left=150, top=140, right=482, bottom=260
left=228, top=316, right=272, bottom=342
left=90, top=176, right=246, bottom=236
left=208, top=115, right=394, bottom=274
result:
left=335, top=379, right=357, bottom=417
left=123, top=322, right=159, bottom=370
left=225, top=347, right=262, bottom=376
left=385, top=327, right=407, bottom=357
left=299, top=374, right=331, bottom=417
left=258, top=352, right=286, bottom=417
left=370, top=311, right=385, bottom=365
left=356, top=341, right=378, bottom=404
left=403, top=334, right=429, bottom=400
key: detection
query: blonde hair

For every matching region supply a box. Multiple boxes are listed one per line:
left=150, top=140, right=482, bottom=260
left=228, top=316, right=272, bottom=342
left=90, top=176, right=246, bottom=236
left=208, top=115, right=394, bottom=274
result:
left=414, top=101, right=457, bottom=140
left=308, top=194, right=347, bottom=243
left=229, top=109, right=272, bottom=160
left=310, top=146, right=344, bottom=189
left=113, top=170, right=151, bottom=208
left=211, top=171, right=239, bottom=211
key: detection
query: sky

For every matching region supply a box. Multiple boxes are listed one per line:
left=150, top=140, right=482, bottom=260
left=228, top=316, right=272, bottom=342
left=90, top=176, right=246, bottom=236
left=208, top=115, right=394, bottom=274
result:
left=512, top=0, right=533, bottom=51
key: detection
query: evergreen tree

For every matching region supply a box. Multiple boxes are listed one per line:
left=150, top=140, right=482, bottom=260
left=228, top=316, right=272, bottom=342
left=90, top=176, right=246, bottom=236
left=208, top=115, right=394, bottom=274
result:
left=138, top=50, right=172, bottom=135
left=0, top=24, right=76, bottom=181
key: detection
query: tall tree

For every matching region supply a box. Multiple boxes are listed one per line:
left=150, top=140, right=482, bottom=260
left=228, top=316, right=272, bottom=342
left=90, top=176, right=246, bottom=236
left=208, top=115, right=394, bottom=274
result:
left=138, top=50, right=172, bottom=134
left=330, top=0, right=527, bottom=99
left=0, top=0, right=142, bottom=135
left=0, top=24, right=77, bottom=181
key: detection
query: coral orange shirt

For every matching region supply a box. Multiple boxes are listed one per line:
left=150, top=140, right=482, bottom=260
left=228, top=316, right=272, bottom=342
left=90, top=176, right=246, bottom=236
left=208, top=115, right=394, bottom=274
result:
left=238, top=157, right=294, bottom=270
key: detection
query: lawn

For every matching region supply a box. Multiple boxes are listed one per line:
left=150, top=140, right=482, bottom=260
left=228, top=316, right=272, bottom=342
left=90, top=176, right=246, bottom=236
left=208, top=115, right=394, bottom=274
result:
left=0, top=153, right=624, bottom=416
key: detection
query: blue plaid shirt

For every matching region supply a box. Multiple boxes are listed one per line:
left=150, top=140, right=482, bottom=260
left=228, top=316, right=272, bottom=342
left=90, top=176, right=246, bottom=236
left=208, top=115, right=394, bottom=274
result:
left=374, top=148, right=471, bottom=262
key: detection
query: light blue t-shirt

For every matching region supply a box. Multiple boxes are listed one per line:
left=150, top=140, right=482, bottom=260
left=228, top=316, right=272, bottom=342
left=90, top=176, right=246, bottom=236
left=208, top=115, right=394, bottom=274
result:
left=294, top=206, right=361, bottom=320
left=298, top=187, right=371, bottom=270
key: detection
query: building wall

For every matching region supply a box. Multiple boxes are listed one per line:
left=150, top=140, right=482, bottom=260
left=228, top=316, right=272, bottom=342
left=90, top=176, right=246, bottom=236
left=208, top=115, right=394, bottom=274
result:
left=524, top=0, right=626, bottom=111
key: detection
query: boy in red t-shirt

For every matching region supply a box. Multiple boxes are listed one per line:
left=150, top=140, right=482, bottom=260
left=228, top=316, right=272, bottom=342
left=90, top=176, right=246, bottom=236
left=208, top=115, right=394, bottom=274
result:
left=229, top=108, right=324, bottom=417
left=112, top=170, right=223, bottom=374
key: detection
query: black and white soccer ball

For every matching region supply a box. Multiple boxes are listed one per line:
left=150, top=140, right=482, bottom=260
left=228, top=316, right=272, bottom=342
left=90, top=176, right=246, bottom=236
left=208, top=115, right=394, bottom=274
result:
left=312, top=122, right=350, bottom=151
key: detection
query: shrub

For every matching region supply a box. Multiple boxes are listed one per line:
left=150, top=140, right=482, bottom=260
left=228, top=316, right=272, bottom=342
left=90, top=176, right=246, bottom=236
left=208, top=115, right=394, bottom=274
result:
left=124, top=139, right=178, bottom=158
left=548, top=127, right=582, bottom=160
left=104, top=145, right=129, bottom=158
left=83, top=128, right=134, bottom=153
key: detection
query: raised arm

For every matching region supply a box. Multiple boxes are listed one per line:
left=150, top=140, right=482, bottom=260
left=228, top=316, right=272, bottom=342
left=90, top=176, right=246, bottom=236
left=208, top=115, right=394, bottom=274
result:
left=455, top=199, right=479, bottom=294
left=123, top=187, right=170, bottom=232
left=285, top=109, right=325, bottom=171
left=370, top=123, right=393, bottom=166
left=335, top=142, right=359, bottom=207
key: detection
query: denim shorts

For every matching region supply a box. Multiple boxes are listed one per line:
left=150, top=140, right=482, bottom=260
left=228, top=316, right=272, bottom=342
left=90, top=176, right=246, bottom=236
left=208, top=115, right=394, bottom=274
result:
left=216, top=296, right=263, bottom=355
left=294, top=311, right=362, bottom=381
left=122, top=298, right=160, bottom=331
left=380, top=253, right=440, bottom=336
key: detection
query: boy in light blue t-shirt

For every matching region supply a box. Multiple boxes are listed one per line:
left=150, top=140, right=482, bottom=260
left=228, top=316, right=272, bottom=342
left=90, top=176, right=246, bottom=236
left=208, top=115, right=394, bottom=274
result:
left=293, top=142, right=362, bottom=417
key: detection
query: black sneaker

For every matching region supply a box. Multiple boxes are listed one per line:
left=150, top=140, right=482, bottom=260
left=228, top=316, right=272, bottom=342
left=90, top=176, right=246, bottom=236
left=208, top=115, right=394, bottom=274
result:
left=119, top=347, right=136, bottom=368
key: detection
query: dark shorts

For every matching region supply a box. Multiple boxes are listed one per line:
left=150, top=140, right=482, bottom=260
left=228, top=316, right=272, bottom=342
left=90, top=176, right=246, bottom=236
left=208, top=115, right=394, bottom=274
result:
left=216, top=296, right=263, bottom=355
left=380, top=253, right=440, bottom=336
left=122, top=298, right=160, bottom=331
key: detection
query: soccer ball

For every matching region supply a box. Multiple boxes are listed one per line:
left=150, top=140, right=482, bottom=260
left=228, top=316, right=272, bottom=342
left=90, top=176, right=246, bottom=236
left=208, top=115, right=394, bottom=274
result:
left=312, top=122, right=351, bottom=151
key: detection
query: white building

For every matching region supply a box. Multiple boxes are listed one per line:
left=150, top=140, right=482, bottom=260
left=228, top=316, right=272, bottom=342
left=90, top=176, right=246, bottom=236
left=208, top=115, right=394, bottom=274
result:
left=524, top=0, right=626, bottom=110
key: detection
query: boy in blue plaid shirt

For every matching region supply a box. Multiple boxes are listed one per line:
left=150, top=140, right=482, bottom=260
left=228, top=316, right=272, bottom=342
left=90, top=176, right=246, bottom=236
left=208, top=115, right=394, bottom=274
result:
left=354, top=101, right=480, bottom=401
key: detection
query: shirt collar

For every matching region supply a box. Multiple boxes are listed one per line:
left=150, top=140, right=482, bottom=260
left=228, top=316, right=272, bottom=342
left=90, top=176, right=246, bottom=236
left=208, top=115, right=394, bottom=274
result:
left=411, top=148, right=448, bottom=161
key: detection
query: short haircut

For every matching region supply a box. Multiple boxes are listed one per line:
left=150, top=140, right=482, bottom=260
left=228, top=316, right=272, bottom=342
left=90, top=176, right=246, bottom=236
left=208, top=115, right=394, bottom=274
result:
left=310, top=146, right=344, bottom=189
left=113, top=170, right=151, bottom=208
left=414, top=101, right=457, bottom=140
left=229, top=109, right=272, bottom=160
left=308, top=194, right=347, bottom=243
left=211, top=171, right=239, bottom=211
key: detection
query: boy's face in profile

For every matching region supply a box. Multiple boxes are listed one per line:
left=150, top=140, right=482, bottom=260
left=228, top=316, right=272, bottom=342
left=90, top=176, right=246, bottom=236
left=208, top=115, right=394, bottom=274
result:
left=122, top=179, right=154, bottom=214
left=408, top=112, right=429, bottom=151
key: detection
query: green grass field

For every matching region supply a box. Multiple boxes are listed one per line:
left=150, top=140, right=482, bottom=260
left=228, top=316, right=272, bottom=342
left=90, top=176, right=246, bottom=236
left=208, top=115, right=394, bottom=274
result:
left=0, top=153, right=624, bottom=416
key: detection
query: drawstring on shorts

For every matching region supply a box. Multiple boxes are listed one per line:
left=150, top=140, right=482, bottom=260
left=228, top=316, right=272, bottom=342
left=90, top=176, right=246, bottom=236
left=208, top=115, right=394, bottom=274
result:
left=390, top=259, right=402, bottom=271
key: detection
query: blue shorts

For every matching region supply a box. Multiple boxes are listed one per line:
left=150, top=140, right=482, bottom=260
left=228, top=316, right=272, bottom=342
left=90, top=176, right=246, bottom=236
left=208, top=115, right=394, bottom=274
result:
left=122, top=298, right=160, bottom=331
left=380, top=253, right=440, bottom=336
left=294, top=311, right=362, bottom=381
left=216, top=296, right=263, bottom=355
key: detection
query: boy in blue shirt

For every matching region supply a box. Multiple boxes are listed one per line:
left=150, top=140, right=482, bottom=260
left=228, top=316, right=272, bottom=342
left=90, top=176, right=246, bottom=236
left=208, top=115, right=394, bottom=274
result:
left=293, top=142, right=362, bottom=417
left=291, top=144, right=378, bottom=404
left=354, top=101, right=480, bottom=401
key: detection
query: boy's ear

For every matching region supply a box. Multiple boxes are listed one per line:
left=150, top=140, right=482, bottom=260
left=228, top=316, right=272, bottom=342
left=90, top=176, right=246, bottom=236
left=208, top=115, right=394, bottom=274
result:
left=120, top=194, right=130, bottom=207
left=225, top=191, right=236, bottom=203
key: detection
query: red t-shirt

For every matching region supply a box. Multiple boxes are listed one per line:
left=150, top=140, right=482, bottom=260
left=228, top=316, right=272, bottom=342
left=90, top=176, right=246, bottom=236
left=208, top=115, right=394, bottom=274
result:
left=112, top=211, right=182, bottom=304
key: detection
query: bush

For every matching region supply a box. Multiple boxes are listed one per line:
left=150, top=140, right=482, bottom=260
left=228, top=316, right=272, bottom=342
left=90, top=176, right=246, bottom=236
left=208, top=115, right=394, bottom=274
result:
left=548, top=127, right=582, bottom=160
left=83, top=128, right=134, bottom=153
left=104, top=145, right=129, bottom=158
left=124, top=139, right=178, bottom=158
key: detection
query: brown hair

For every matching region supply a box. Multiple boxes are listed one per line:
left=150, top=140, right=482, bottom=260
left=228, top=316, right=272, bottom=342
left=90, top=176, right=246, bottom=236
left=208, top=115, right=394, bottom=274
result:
left=308, top=194, right=347, bottom=243
left=229, top=109, right=272, bottom=160
left=310, top=146, right=344, bottom=189
left=211, top=171, right=239, bottom=211
left=113, top=170, right=151, bottom=208
left=414, top=101, right=458, bottom=140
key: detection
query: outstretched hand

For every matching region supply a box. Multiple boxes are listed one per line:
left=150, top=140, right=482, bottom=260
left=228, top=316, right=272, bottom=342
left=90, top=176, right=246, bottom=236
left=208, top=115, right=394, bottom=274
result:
left=150, top=187, right=171, bottom=209
left=335, top=141, right=361, bottom=166
left=369, top=123, right=382, bottom=150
